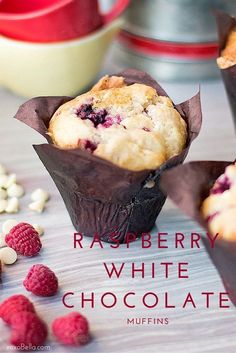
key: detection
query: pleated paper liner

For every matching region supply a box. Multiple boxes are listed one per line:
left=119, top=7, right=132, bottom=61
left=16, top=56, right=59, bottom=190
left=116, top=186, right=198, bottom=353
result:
left=14, top=69, right=202, bottom=243
left=215, top=11, right=236, bottom=127
left=160, top=161, right=236, bottom=305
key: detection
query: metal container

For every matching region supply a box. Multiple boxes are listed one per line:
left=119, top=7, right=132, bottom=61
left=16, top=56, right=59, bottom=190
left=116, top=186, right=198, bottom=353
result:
left=111, top=43, right=220, bottom=81
left=108, top=0, right=236, bottom=81
left=123, top=0, right=236, bottom=43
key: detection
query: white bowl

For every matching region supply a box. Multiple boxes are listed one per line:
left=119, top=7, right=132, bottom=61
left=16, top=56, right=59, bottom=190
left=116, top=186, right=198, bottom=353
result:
left=0, top=19, right=122, bottom=97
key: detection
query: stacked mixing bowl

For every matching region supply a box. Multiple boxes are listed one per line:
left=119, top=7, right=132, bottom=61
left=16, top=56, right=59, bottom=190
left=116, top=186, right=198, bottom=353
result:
left=0, top=0, right=129, bottom=96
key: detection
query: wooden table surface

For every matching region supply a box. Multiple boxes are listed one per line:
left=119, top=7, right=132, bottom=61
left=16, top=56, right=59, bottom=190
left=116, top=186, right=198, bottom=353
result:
left=0, top=59, right=236, bottom=353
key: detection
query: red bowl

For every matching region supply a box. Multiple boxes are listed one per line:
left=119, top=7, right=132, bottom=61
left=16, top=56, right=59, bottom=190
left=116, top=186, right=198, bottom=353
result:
left=0, top=0, right=129, bottom=43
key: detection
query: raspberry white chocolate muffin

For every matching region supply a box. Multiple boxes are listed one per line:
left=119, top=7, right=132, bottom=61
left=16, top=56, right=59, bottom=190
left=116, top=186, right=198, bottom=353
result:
left=48, top=75, right=187, bottom=171
left=201, top=163, right=236, bottom=241
left=217, top=27, right=236, bottom=69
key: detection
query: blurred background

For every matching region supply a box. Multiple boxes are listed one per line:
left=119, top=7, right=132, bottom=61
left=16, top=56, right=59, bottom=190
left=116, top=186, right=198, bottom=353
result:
left=106, top=0, right=236, bottom=80
left=0, top=0, right=235, bottom=97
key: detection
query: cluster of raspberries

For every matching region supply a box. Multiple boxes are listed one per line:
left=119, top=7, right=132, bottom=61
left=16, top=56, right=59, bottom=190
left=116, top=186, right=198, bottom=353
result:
left=1, top=223, right=90, bottom=348
left=0, top=295, right=47, bottom=347
left=0, top=295, right=90, bottom=348
left=5, top=223, right=59, bottom=297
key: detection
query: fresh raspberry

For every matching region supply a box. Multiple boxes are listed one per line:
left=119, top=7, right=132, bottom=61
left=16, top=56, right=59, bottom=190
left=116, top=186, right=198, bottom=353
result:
left=0, top=294, right=35, bottom=325
left=5, top=223, right=42, bottom=257
left=52, top=312, right=90, bottom=346
left=10, top=311, right=48, bottom=348
left=23, top=264, right=58, bottom=297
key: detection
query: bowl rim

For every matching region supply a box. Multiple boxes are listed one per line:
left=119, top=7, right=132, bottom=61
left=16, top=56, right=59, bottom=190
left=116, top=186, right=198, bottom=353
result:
left=0, top=0, right=75, bottom=20
left=0, top=18, right=122, bottom=47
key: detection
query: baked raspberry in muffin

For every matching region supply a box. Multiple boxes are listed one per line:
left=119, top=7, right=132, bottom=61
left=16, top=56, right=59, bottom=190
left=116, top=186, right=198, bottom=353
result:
left=48, top=75, right=187, bottom=171
left=217, top=27, right=236, bottom=69
left=201, top=163, right=236, bottom=241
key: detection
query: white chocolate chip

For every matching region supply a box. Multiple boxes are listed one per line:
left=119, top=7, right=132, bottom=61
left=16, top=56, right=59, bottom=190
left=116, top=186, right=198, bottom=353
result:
left=0, top=163, right=6, bottom=175
left=5, top=197, right=19, bottom=213
left=0, top=247, right=17, bottom=265
left=29, top=199, right=45, bottom=213
left=0, top=199, right=7, bottom=213
left=5, top=174, right=17, bottom=188
left=0, top=233, right=6, bottom=247
left=31, top=188, right=49, bottom=203
left=0, top=188, right=7, bottom=199
left=7, top=183, right=24, bottom=198
left=0, top=175, right=8, bottom=188
left=32, top=224, right=44, bottom=236
left=144, top=180, right=155, bottom=188
left=2, top=219, right=18, bottom=234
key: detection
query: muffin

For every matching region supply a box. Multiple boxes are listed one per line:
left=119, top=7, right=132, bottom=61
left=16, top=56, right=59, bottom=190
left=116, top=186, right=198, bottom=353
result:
left=48, top=75, right=187, bottom=171
left=201, top=163, right=236, bottom=241
left=161, top=160, right=236, bottom=305
left=217, top=27, right=236, bottom=69
left=15, top=69, right=201, bottom=243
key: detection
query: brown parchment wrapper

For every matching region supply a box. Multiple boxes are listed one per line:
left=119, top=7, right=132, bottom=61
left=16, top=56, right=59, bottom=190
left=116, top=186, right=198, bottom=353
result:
left=215, top=11, right=236, bottom=125
left=160, top=161, right=236, bottom=305
left=14, top=69, right=202, bottom=243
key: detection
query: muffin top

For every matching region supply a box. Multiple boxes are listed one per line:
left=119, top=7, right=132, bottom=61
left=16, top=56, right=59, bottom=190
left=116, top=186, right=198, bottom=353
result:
left=48, top=75, right=187, bottom=171
left=217, top=27, right=236, bottom=69
left=201, top=163, right=236, bottom=241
